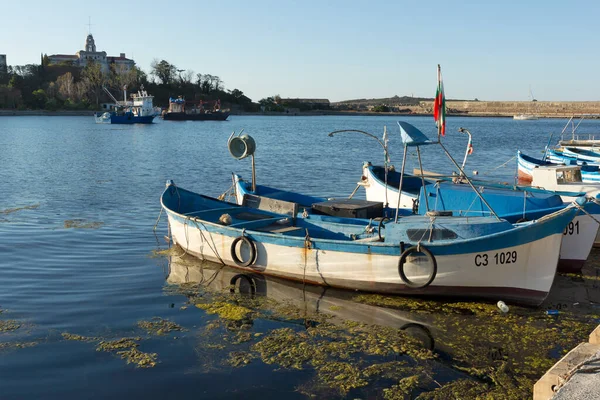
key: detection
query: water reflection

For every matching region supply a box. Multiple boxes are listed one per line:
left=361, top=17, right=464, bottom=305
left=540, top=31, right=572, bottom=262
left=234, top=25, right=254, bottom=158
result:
left=167, top=254, right=436, bottom=351
left=164, top=247, right=600, bottom=398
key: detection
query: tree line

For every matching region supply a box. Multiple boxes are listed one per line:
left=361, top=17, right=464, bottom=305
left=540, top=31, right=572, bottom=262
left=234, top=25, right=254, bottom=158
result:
left=0, top=57, right=257, bottom=111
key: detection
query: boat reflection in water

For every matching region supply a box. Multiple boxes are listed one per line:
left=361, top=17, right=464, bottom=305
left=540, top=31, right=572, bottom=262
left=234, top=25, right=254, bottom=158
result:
left=166, top=253, right=436, bottom=351
left=164, top=249, right=600, bottom=398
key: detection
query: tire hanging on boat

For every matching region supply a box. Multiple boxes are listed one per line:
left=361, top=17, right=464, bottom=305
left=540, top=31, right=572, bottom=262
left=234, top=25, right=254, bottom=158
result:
left=230, top=236, right=258, bottom=267
left=398, top=245, right=437, bottom=289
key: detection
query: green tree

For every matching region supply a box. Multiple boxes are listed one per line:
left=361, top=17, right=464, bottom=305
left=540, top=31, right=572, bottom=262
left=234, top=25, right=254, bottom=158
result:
left=31, top=89, right=48, bottom=109
left=81, top=62, right=106, bottom=107
left=372, top=104, right=390, bottom=112
left=150, top=59, right=177, bottom=85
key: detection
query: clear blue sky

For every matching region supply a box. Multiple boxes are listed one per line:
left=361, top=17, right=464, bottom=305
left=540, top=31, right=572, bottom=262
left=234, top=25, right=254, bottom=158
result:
left=2, top=0, right=599, bottom=102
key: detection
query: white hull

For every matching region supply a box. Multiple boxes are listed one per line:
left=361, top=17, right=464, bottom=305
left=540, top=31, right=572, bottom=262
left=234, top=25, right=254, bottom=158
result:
left=166, top=212, right=562, bottom=305
left=362, top=168, right=417, bottom=209
left=514, top=114, right=539, bottom=120
left=364, top=164, right=599, bottom=270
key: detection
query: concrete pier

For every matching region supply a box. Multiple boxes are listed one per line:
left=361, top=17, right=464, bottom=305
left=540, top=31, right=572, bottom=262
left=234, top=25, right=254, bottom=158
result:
left=534, top=325, right=600, bottom=400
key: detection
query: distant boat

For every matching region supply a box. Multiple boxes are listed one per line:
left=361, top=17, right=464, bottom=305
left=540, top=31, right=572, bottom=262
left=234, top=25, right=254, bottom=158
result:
left=513, top=114, right=539, bottom=120
left=94, top=86, right=156, bottom=124
left=513, top=86, right=539, bottom=120
left=162, top=97, right=229, bottom=121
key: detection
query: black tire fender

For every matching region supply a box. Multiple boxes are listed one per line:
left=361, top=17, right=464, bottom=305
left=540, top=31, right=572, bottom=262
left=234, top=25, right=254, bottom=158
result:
left=398, top=245, right=437, bottom=289
left=230, top=236, right=257, bottom=267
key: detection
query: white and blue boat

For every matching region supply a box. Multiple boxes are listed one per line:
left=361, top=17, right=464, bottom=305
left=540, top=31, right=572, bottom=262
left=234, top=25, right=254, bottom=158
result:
left=162, top=122, right=585, bottom=306
left=95, top=87, right=156, bottom=124
left=562, top=147, right=600, bottom=163
left=518, top=150, right=600, bottom=183
left=162, top=180, right=580, bottom=306
left=235, top=155, right=598, bottom=273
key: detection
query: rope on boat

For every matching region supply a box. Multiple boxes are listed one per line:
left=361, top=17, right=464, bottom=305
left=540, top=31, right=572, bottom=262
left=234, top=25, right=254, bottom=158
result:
left=573, top=200, right=600, bottom=225
left=348, top=184, right=361, bottom=199
left=218, top=182, right=236, bottom=202
left=153, top=207, right=163, bottom=232
left=190, top=218, right=226, bottom=265
left=477, top=155, right=517, bottom=176
left=303, top=229, right=311, bottom=286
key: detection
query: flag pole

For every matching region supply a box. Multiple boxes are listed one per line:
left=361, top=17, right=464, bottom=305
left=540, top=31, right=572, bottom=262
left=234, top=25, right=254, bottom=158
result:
left=437, top=64, right=441, bottom=139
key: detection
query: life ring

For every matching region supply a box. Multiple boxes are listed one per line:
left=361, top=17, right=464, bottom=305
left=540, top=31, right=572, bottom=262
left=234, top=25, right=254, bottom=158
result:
left=398, top=245, right=437, bottom=289
left=515, top=218, right=528, bottom=223
left=229, top=274, right=257, bottom=297
left=230, top=236, right=257, bottom=267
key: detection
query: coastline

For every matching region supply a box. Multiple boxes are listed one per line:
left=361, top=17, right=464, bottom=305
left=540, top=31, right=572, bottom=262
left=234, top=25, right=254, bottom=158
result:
left=0, top=109, right=597, bottom=119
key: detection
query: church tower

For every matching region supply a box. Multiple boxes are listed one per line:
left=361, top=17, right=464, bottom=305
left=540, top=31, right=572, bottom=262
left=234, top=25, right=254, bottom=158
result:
left=85, top=34, right=96, bottom=52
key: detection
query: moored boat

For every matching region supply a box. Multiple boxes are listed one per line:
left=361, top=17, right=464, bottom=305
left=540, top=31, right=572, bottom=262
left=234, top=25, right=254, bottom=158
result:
left=94, top=87, right=156, bottom=124
left=562, top=147, right=600, bottom=163
left=518, top=150, right=600, bottom=183
left=162, top=97, right=229, bottom=121
left=513, top=114, right=539, bottom=120
left=161, top=179, right=580, bottom=306
left=361, top=159, right=599, bottom=272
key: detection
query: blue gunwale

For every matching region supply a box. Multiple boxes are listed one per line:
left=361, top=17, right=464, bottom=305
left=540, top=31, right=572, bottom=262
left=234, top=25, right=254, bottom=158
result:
left=162, top=183, right=578, bottom=257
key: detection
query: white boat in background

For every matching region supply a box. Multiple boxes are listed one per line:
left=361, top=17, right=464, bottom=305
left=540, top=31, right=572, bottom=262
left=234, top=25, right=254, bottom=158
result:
left=530, top=164, right=600, bottom=246
left=513, top=87, right=539, bottom=120
left=513, top=114, right=539, bottom=120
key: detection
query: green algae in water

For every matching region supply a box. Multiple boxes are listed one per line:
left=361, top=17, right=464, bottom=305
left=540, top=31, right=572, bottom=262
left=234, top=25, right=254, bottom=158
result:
left=0, top=341, right=38, bottom=352
left=0, top=320, right=20, bottom=333
left=195, top=301, right=253, bottom=321
left=1, top=204, right=40, bottom=215
left=61, top=332, right=98, bottom=342
left=228, top=351, right=256, bottom=367
left=96, top=337, right=158, bottom=368
left=96, top=337, right=142, bottom=352
left=138, top=317, right=185, bottom=335
left=63, top=219, right=103, bottom=229
left=315, top=361, right=369, bottom=395
left=149, top=247, right=184, bottom=258
left=116, top=347, right=158, bottom=368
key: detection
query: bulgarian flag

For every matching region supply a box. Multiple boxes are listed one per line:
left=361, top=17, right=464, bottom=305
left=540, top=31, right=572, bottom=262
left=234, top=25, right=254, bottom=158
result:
left=433, top=64, right=446, bottom=136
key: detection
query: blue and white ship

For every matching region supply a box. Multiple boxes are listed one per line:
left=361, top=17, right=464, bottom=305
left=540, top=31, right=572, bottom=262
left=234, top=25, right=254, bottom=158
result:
left=95, top=86, right=156, bottom=124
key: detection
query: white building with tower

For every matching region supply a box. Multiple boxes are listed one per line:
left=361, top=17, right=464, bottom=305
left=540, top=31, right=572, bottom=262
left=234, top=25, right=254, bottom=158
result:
left=47, top=34, right=134, bottom=73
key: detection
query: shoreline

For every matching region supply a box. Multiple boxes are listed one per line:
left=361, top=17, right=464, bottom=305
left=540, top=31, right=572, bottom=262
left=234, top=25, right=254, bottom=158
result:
left=0, top=109, right=597, bottom=119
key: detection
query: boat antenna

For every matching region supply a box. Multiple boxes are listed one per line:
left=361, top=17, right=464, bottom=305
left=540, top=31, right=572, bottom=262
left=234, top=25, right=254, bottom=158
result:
left=328, top=129, right=390, bottom=207
left=437, top=140, right=501, bottom=220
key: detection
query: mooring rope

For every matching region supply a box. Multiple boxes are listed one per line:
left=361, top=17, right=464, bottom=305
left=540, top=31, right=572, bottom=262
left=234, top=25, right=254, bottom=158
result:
left=153, top=208, right=163, bottom=232
left=477, top=155, right=517, bottom=176
left=190, top=219, right=226, bottom=265
left=348, top=184, right=361, bottom=199
left=554, top=356, right=600, bottom=393
left=573, top=200, right=600, bottom=225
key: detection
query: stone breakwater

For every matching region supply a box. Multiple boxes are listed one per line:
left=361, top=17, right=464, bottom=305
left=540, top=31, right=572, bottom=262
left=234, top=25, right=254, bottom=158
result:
left=421, top=101, right=600, bottom=118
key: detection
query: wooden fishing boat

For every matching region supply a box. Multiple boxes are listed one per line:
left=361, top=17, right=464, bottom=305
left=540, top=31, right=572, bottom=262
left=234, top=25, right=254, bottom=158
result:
left=562, top=147, right=600, bottom=163
left=361, top=159, right=599, bottom=273
left=161, top=179, right=580, bottom=306
left=230, top=122, right=597, bottom=273
left=162, top=121, right=586, bottom=305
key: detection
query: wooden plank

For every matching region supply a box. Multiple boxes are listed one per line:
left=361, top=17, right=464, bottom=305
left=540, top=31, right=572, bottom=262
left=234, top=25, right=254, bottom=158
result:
left=242, top=194, right=298, bottom=219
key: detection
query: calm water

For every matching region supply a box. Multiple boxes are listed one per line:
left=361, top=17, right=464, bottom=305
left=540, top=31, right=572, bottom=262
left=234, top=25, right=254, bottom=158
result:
left=0, top=115, right=599, bottom=399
